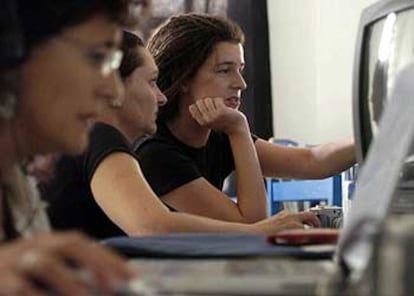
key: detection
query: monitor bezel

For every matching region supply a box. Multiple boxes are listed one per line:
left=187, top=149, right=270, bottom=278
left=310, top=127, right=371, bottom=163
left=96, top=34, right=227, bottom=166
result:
left=353, top=0, right=414, bottom=164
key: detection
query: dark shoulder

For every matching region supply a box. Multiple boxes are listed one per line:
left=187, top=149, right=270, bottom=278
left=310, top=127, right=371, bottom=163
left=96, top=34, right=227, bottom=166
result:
left=135, top=124, right=179, bottom=154
left=207, top=130, right=231, bottom=148
left=89, top=122, right=129, bottom=151
left=135, top=134, right=179, bottom=159
left=90, top=122, right=126, bottom=142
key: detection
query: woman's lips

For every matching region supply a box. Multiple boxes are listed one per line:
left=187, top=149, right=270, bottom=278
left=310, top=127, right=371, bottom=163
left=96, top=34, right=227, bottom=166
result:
left=224, top=97, right=240, bottom=109
left=78, top=113, right=96, bottom=130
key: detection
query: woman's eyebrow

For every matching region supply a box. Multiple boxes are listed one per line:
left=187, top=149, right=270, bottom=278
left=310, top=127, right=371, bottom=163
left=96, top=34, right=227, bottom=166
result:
left=216, top=61, right=245, bottom=67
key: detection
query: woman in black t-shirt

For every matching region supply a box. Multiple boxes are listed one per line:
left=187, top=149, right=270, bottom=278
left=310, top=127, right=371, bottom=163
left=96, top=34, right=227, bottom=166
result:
left=135, top=14, right=355, bottom=223
left=45, top=31, right=320, bottom=238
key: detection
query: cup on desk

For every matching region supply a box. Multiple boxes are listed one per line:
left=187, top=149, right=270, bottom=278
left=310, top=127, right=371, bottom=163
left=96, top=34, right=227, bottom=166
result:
left=309, top=205, right=343, bottom=228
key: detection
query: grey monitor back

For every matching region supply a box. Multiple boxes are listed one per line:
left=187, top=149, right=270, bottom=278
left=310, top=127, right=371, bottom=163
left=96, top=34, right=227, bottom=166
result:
left=337, top=63, right=414, bottom=283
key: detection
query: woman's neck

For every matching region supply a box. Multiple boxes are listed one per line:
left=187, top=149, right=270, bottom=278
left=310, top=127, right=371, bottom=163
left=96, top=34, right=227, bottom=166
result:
left=117, top=121, right=143, bottom=145
left=97, top=113, right=139, bottom=145
left=167, top=114, right=210, bottom=148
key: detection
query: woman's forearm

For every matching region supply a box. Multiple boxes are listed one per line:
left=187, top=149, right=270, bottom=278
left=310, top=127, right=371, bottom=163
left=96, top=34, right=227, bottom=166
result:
left=309, top=137, right=356, bottom=178
left=228, top=120, right=268, bottom=222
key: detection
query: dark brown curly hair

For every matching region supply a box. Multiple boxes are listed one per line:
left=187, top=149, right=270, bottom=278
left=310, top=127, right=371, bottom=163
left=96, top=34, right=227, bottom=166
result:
left=147, top=13, right=245, bottom=124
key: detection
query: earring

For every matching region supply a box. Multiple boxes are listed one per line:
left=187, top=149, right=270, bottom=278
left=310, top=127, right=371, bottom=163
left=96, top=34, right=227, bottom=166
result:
left=109, top=98, right=124, bottom=109
left=0, top=90, right=17, bottom=120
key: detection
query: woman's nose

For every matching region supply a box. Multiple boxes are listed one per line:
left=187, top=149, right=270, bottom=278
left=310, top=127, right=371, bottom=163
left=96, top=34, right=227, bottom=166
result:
left=156, top=86, right=167, bottom=106
left=232, top=72, right=247, bottom=91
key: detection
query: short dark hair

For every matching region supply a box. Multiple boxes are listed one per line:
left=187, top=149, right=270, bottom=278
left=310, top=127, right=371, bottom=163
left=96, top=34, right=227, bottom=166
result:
left=147, top=13, right=245, bottom=124
left=119, top=31, right=145, bottom=80
left=17, top=0, right=129, bottom=59
left=0, top=0, right=129, bottom=120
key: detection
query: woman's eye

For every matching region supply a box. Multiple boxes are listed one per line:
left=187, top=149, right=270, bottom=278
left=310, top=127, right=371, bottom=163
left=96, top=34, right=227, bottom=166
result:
left=89, top=51, right=107, bottom=65
left=149, top=78, right=158, bottom=86
left=217, top=68, right=230, bottom=74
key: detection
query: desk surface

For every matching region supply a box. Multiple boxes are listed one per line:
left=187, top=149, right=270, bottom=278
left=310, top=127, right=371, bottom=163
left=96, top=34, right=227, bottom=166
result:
left=129, top=257, right=335, bottom=295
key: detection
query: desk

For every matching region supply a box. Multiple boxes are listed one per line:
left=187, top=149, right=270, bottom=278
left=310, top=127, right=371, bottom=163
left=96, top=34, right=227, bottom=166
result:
left=129, top=257, right=335, bottom=295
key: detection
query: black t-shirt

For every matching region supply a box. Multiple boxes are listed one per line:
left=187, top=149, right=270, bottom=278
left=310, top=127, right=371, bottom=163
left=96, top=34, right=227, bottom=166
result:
left=44, top=123, right=134, bottom=239
left=135, top=124, right=240, bottom=197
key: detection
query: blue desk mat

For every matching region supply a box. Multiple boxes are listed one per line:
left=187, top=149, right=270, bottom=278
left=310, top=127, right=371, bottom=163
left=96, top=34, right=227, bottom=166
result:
left=103, top=233, right=335, bottom=259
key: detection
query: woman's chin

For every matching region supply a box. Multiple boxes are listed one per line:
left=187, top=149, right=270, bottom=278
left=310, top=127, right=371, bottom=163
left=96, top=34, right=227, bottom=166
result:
left=146, top=124, right=157, bottom=136
left=64, top=135, right=89, bottom=156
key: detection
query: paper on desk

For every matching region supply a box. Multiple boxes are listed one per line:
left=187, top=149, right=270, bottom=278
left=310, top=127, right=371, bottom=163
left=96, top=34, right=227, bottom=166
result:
left=337, top=64, right=414, bottom=279
left=302, top=244, right=337, bottom=253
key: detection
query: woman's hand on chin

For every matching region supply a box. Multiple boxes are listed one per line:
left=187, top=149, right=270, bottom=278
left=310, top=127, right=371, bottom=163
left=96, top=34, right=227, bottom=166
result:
left=189, top=97, right=248, bottom=135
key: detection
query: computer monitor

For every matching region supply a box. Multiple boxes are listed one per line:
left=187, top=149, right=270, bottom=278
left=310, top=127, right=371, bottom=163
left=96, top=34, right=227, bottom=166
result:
left=353, top=0, right=414, bottom=167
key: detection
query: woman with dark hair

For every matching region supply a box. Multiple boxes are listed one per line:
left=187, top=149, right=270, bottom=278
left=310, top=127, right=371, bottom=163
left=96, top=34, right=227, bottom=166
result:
left=45, top=31, right=320, bottom=239
left=136, top=13, right=355, bottom=222
left=45, top=31, right=168, bottom=238
left=0, top=0, right=135, bottom=294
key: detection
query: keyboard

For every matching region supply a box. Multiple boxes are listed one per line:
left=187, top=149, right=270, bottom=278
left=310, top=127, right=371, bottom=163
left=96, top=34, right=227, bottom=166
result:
left=123, top=258, right=335, bottom=295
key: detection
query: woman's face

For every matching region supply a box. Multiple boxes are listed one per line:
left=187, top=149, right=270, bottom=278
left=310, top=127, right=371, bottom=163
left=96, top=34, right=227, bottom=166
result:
left=122, top=47, right=166, bottom=137
left=16, top=15, right=123, bottom=156
left=186, top=41, right=247, bottom=110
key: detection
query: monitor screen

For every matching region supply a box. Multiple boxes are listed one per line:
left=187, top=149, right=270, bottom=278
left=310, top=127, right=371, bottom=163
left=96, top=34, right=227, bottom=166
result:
left=354, top=0, right=414, bottom=178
